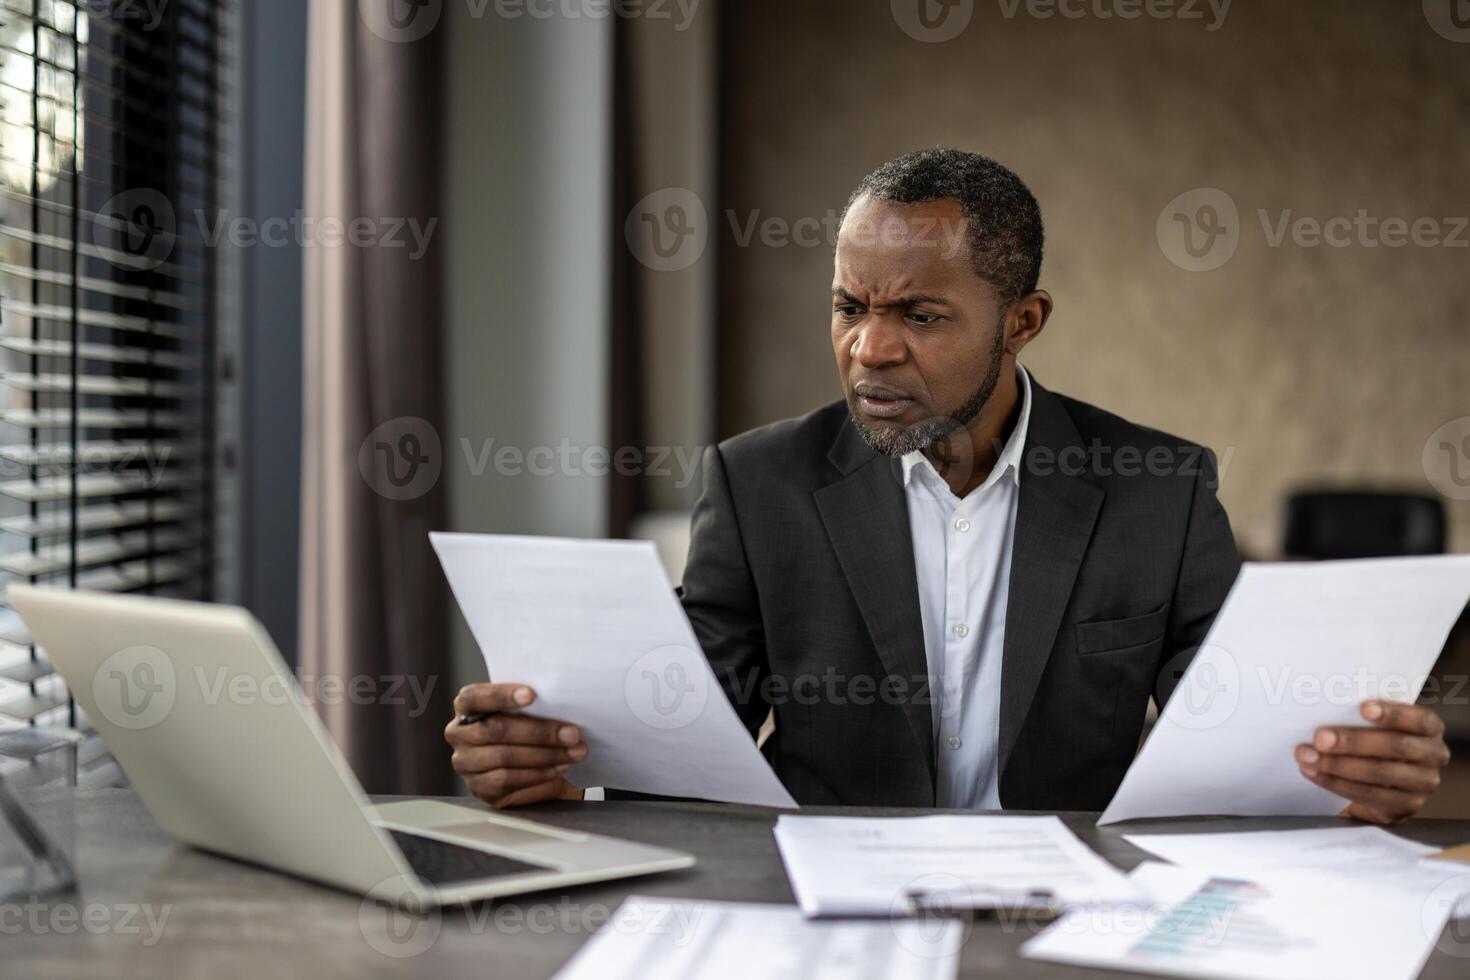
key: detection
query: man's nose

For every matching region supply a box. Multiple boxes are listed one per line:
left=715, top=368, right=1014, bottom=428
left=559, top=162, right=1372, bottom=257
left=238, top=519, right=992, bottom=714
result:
left=849, top=319, right=907, bottom=368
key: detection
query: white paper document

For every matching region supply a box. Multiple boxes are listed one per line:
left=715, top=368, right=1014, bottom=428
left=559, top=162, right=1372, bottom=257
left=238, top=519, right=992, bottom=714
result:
left=431, top=533, right=796, bottom=808
left=1125, top=826, right=1437, bottom=875
left=1126, top=826, right=1470, bottom=914
left=773, top=814, right=1141, bottom=917
left=552, top=896, right=963, bottom=980
left=1022, top=861, right=1457, bottom=980
left=1100, top=557, right=1470, bottom=825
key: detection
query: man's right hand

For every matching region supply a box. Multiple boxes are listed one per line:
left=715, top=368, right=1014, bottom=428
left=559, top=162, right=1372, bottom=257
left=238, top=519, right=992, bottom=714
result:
left=445, top=684, right=589, bottom=808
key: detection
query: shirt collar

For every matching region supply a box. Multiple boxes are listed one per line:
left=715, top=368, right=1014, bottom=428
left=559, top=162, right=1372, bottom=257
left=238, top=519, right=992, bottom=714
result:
left=900, top=363, right=1033, bottom=491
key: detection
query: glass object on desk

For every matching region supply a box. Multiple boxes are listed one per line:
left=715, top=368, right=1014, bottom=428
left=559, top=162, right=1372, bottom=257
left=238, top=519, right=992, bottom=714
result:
left=0, top=727, right=79, bottom=901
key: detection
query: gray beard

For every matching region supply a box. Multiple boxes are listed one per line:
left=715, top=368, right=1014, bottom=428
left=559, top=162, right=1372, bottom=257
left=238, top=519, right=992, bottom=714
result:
left=850, top=326, right=1006, bottom=457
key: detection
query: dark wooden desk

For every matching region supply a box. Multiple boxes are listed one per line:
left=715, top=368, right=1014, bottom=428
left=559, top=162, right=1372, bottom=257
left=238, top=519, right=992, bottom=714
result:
left=8, top=788, right=1470, bottom=979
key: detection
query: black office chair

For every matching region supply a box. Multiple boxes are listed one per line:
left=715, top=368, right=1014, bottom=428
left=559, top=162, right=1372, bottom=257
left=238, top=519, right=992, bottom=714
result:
left=1282, top=491, right=1447, bottom=559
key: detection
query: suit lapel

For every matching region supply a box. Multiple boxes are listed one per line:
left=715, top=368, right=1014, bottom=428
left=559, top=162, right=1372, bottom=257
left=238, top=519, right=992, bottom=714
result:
left=998, top=383, right=1104, bottom=781
left=814, top=423, right=936, bottom=791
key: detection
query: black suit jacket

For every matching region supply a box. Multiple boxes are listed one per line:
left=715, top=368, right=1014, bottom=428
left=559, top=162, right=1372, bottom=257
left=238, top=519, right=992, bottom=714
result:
left=675, top=377, right=1240, bottom=811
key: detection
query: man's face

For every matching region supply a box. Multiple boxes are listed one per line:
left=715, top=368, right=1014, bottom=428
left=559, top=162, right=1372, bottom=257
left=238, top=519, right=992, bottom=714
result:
left=832, top=194, right=1008, bottom=456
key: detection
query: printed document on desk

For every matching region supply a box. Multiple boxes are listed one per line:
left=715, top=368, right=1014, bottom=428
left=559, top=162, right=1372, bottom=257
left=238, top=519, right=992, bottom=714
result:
left=773, top=814, right=1141, bottom=917
left=431, top=533, right=796, bottom=808
left=1099, top=556, right=1470, bottom=825
left=1125, top=826, right=1470, bottom=915
left=1022, top=861, right=1455, bottom=980
left=1124, top=826, right=1438, bottom=876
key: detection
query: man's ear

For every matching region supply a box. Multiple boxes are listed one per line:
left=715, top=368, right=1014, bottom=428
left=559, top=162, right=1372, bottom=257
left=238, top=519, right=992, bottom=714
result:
left=1005, top=290, right=1053, bottom=355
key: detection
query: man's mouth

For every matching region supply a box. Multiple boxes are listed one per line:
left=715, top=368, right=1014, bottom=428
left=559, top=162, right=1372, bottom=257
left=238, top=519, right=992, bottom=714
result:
left=853, top=383, right=914, bottom=420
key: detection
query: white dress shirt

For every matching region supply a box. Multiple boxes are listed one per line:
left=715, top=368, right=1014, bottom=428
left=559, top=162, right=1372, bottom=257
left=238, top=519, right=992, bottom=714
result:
left=901, top=365, right=1032, bottom=809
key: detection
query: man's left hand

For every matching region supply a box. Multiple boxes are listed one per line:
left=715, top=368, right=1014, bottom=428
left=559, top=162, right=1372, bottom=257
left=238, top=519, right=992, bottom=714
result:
left=1295, top=699, right=1451, bottom=824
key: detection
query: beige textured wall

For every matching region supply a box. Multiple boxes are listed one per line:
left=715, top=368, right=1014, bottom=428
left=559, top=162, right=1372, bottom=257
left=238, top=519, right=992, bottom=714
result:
left=718, top=0, right=1470, bottom=553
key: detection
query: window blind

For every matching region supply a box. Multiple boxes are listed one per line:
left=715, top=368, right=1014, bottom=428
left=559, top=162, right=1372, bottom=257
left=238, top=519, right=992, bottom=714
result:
left=0, top=0, right=235, bottom=787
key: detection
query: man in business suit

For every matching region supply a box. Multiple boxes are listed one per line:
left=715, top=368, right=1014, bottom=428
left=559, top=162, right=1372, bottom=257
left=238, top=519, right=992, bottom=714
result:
left=446, top=149, right=1452, bottom=822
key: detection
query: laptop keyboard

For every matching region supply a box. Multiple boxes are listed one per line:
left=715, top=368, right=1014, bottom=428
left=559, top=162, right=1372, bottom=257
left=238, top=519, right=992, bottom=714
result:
left=389, top=830, right=554, bottom=887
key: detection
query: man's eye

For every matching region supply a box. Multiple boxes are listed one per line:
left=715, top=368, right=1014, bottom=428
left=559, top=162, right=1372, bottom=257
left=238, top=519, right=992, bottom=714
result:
left=835, top=305, right=863, bottom=319
left=907, top=312, right=940, bottom=326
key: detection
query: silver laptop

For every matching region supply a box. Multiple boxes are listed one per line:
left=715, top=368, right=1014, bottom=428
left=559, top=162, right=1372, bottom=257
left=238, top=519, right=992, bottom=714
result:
left=8, top=585, right=694, bottom=909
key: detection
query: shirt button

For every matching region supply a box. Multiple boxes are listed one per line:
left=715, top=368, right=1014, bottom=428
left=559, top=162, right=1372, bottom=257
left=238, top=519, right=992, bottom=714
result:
left=952, top=623, right=969, bottom=639
left=946, top=736, right=962, bottom=750
left=954, top=517, right=971, bottom=532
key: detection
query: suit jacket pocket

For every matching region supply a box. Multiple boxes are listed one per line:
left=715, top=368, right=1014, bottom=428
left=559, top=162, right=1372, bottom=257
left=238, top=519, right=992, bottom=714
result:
left=1075, top=603, right=1170, bottom=656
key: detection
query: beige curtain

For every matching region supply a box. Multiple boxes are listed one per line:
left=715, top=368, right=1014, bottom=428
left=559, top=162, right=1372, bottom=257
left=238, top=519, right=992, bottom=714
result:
left=300, top=0, right=450, bottom=795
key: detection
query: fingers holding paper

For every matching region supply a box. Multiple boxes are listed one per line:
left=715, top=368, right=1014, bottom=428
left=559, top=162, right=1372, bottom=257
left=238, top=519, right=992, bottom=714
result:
left=445, top=683, right=588, bottom=808
left=1295, top=699, right=1450, bottom=824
